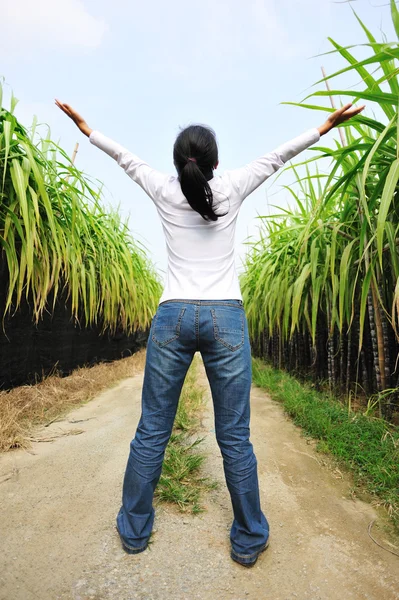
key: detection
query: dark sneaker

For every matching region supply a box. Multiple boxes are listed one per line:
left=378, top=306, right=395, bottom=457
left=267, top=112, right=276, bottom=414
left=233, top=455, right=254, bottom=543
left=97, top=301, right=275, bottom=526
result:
left=115, top=525, right=148, bottom=555
left=230, top=538, right=270, bottom=567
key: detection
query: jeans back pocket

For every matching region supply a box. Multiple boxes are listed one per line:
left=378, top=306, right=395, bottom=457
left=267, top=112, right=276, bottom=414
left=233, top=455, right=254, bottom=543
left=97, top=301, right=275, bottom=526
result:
left=211, top=307, right=244, bottom=352
left=152, top=306, right=186, bottom=348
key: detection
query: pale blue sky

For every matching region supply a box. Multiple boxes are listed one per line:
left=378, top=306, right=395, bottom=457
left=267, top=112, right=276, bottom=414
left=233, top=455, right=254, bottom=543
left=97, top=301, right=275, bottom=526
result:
left=2, top=0, right=396, bottom=279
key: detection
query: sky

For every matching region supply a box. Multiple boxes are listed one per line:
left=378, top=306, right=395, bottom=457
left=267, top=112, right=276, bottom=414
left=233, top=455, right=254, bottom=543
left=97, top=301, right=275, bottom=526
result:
left=2, top=0, right=397, bottom=281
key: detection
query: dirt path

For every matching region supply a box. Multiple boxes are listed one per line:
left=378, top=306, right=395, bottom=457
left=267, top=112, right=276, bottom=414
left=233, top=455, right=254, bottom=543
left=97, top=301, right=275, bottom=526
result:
left=1, top=358, right=398, bottom=600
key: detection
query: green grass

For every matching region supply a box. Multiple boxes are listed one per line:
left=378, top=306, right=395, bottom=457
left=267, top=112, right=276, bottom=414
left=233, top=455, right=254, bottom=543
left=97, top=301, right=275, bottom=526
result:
left=174, top=359, right=205, bottom=431
left=155, top=356, right=217, bottom=513
left=252, top=358, right=399, bottom=528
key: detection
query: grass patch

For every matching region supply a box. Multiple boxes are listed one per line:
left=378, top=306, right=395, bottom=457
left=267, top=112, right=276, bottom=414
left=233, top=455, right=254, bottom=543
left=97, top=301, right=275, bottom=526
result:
left=174, top=358, right=204, bottom=431
left=155, top=355, right=217, bottom=513
left=252, top=358, right=399, bottom=529
left=0, top=350, right=146, bottom=452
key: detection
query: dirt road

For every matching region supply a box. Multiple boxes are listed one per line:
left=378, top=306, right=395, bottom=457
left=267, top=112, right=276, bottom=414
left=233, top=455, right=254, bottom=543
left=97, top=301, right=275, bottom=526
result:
left=1, top=358, right=398, bottom=600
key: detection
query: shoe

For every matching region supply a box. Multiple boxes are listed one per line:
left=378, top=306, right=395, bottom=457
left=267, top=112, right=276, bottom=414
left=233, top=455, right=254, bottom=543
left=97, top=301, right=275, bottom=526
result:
left=230, top=538, right=270, bottom=567
left=115, top=525, right=148, bottom=555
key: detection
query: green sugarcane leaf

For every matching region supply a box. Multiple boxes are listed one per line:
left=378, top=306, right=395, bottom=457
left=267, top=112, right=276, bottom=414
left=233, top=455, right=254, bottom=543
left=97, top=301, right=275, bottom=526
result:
left=339, top=240, right=356, bottom=333
left=362, top=115, right=396, bottom=193
left=377, top=158, right=399, bottom=265
left=291, top=263, right=311, bottom=336
left=304, top=89, right=399, bottom=106
left=385, top=221, right=399, bottom=279
left=391, top=0, right=399, bottom=40
left=311, top=276, right=322, bottom=345
left=10, top=160, right=32, bottom=268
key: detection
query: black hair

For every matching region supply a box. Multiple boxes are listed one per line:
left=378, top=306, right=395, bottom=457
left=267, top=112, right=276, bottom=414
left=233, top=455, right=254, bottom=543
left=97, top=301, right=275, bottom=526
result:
left=173, top=124, right=227, bottom=222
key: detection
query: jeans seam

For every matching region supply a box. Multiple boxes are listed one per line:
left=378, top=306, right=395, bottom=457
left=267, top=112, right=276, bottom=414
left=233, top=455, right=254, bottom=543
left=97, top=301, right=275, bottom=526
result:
left=195, top=305, right=199, bottom=350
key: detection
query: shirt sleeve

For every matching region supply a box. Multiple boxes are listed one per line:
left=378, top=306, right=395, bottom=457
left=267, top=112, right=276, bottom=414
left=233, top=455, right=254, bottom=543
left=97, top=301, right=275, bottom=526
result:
left=89, top=130, right=168, bottom=204
left=225, top=127, right=321, bottom=202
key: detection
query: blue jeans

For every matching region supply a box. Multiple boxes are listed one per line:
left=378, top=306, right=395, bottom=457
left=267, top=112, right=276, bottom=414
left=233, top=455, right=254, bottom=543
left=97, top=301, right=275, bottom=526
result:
left=116, top=299, right=269, bottom=560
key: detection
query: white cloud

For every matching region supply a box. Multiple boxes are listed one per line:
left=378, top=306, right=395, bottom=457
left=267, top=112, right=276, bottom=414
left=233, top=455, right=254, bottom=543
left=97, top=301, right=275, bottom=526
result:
left=2, top=0, right=107, bottom=55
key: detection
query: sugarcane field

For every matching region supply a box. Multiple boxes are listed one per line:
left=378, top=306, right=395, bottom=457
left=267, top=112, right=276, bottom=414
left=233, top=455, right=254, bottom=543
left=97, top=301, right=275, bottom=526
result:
left=1, top=1, right=399, bottom=599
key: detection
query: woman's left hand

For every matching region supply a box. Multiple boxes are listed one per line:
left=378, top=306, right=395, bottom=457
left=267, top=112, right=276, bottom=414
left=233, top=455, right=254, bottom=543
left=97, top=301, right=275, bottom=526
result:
left=55, top=100, right=93, bottom=137
left=318, top=102, right=365, bottom=136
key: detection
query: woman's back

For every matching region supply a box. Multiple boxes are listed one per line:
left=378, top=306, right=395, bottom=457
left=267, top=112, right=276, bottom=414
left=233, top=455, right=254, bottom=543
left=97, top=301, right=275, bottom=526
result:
left=152, top=170, right=242, bottom=302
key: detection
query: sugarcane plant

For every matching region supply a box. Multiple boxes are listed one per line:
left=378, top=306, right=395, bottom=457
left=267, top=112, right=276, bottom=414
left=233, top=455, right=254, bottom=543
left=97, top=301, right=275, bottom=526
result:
left=0, top=83, right=161, bottom=334
left=241, top=2, right=399, bottom=421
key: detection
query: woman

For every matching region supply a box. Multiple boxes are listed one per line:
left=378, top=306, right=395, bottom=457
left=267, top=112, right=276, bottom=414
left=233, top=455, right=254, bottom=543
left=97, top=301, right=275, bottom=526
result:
left=56, top=99, right=364, bottom=566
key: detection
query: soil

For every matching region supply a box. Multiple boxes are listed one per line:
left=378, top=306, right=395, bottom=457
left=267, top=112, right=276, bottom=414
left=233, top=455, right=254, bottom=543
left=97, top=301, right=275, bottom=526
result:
left=1, top=358, right=398, bottom=600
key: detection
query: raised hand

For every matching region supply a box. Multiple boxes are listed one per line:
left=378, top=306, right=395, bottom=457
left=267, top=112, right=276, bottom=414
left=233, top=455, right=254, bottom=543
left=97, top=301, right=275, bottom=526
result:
left=55, top=100, right=93, bottom=137
left=318, top=102, right=365, bottom=136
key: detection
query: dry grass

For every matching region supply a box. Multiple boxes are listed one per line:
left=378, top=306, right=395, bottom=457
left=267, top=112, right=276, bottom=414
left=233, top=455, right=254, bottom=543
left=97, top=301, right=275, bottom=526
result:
left=0, top=350, right=147, bottom=453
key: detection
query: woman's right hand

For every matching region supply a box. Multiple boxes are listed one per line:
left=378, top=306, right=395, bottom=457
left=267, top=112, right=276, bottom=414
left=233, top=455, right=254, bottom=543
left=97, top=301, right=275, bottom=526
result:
left=318, top=102, right=365, bottom=136
left=55, top=100, right=93, bottom=137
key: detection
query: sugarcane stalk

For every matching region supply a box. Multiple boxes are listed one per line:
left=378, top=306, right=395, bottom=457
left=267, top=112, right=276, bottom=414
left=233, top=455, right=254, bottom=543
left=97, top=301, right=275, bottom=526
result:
left=378, top=282, right=393, bottom=417
left=339, top=331, right=345, bottom=392
left=367, top=289, right=382, bottom=401
left=346, top=323, right=352, bottom=396
left=378, top=283, right=391, bottom=387
left=327, top=304, right=333, bottom=390
left=360, top=347, right=369, bottom=396
left=64, top=142, right=79, bottom=184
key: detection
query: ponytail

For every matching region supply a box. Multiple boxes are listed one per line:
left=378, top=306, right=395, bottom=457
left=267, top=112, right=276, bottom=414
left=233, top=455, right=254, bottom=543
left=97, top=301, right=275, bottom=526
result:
left=173, top=124, right=227, bottom=222
left=179, top=159, right=218, bottom=222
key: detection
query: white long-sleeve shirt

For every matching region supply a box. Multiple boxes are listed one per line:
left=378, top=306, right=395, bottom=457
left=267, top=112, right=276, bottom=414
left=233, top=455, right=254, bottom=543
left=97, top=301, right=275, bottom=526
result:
left=89, top=127, right=320, bottom=303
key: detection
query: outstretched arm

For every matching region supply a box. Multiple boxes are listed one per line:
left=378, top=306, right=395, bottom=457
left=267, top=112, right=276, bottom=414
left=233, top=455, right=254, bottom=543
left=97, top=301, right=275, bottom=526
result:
left=227, top=102, right=365, bottom=201
left=55, top=100, right=168, bottom=203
